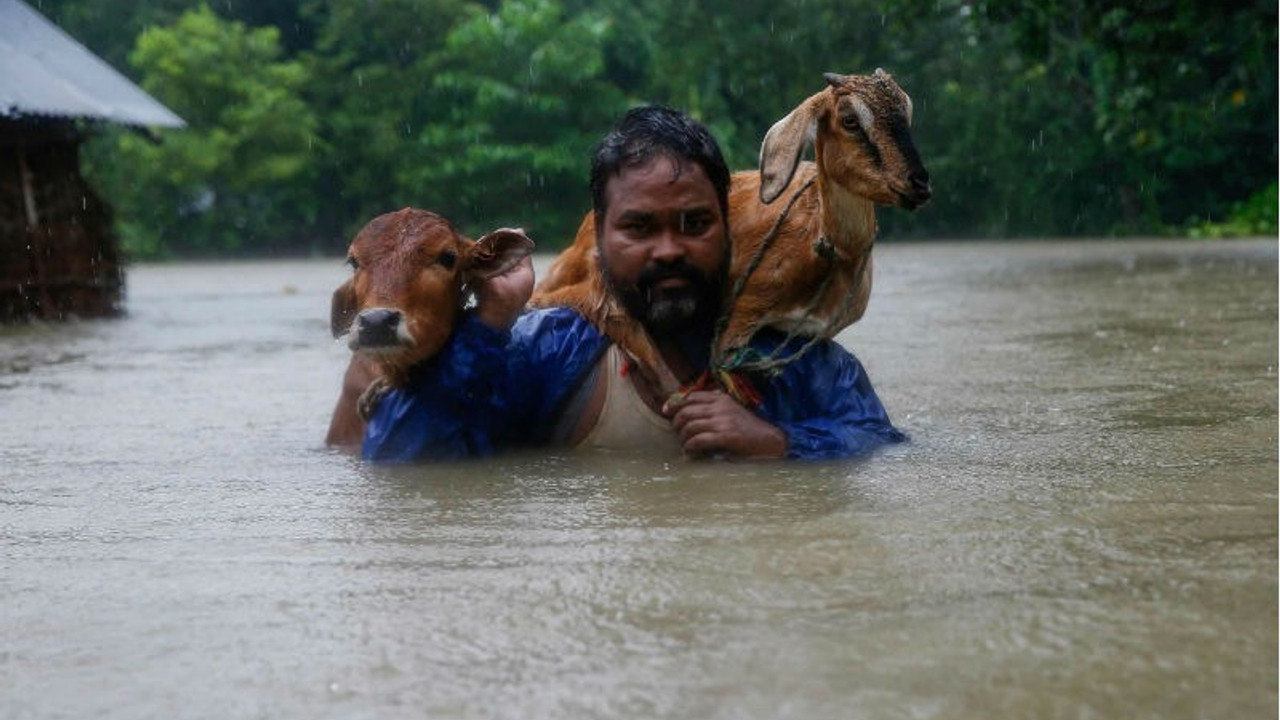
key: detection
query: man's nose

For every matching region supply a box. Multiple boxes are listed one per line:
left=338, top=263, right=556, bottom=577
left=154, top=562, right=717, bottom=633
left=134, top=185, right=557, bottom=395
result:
left=649, top=231, right=686, bottom=263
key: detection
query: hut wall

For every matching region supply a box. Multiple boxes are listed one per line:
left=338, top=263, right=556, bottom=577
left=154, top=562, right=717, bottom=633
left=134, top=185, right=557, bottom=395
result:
left=0, top=119, right=123, bottom=321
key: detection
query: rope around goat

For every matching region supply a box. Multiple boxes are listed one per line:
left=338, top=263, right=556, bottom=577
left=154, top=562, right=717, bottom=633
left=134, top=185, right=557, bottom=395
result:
left=702, top=174, right=874, bottom=398
left=709, top=174, right=816, bottom=366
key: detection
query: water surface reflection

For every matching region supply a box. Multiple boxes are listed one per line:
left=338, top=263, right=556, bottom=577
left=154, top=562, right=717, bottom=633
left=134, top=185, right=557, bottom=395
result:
left=1, top=240, right=1274, bottom=719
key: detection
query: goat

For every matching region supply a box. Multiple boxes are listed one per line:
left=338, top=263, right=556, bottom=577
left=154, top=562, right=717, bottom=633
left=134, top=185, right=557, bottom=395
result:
left=325, top=207, right=534, bottom=448
left=531, top=69, right=930, bottom=386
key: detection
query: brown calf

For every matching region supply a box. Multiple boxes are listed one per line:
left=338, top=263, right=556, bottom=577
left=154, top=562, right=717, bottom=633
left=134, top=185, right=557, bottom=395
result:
left=325, top=208, right=533, bottom=448
left=532, top=69, right=930, bottom=378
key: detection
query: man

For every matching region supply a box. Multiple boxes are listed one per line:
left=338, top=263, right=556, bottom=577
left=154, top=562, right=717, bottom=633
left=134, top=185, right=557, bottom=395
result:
left=363, top=106, right=904, bottom=461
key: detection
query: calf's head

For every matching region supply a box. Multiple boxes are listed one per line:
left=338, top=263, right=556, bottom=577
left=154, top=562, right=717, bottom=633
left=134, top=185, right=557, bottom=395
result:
left=760, top=68, right=932, bottom=210
left=330, top=208, right=533, bottom=383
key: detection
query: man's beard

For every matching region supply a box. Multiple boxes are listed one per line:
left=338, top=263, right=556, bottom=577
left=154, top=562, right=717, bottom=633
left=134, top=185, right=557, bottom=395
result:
left=601, top=257, right=725, bottom=339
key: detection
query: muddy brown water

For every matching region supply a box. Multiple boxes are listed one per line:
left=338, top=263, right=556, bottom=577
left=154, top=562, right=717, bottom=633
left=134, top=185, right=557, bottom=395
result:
left=2, top=239, right=1275, bottom=719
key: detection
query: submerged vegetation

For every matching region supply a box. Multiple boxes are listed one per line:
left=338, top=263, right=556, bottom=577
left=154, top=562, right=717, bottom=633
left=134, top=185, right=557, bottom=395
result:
left=39, top=0, right=1279, bottom=257
left=1189, top=183, right=1278, bottom=239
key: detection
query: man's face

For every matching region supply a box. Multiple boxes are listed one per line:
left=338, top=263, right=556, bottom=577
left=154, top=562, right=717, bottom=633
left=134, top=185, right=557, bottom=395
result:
left=597, top=154, right=728, bottom=338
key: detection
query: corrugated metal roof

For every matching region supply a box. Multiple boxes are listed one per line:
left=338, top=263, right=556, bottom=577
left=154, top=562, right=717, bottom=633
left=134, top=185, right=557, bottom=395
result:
left=0, top=0, right=184, bottom=128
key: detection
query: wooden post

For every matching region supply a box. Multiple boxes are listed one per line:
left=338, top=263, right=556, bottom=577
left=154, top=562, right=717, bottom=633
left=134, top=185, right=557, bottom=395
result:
left=17, top=146, right=38, bottom=227
left=17, top=145, right=54, bottom=317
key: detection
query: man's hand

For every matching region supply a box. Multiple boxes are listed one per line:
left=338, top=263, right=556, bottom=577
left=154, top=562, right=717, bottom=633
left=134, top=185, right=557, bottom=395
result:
left=663, top=390, right=787, bottom=460
left=473, top=255, right=534, bottom=330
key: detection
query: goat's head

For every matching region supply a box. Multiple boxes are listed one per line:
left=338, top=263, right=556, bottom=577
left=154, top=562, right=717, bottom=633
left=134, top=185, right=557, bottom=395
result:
left=760, top=68, right=931, bottom=210
left=330, top=207, right=534, bottom=383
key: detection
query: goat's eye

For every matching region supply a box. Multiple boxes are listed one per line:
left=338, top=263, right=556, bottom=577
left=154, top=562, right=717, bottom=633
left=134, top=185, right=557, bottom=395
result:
left=841, top=114, right=862, bottom=132
left=437, top=249, right=457, bottom=269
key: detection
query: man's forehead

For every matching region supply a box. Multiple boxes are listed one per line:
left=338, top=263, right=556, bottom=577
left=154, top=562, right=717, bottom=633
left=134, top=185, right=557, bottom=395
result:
left=624, top=150, right=695, bottom=175
left=614, top=205, right=715, bottom=218
left=605, top=156, right=715, bottom=209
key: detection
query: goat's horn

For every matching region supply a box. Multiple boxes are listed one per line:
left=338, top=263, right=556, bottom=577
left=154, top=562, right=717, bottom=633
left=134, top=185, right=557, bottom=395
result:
left=822, top=72, right=845, bottom=88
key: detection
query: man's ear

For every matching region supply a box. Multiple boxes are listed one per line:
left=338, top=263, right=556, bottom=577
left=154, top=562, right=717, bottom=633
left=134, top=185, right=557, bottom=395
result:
left=465, top=228, right=535, bottom=280
left=330, top=279, right=358, bottom=338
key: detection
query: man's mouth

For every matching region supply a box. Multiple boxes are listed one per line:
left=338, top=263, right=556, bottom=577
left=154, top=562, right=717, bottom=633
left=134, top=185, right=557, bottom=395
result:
left=652, top=276, right=691, bottom=291
left=639, top=264, right=703, bottom=295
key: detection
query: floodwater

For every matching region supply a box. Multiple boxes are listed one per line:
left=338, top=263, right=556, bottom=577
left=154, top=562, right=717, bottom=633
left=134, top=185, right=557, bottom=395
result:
left=1, top=239, right=1275, bottom=720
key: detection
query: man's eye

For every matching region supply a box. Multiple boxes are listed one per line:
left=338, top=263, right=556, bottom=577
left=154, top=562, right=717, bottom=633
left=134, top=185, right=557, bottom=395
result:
left=680, top=214, right=713, bottom=234
left=620, top=221, right=654, bottom=237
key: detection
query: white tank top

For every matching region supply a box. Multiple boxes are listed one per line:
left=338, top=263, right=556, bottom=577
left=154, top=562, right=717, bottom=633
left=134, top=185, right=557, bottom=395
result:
left=577, top=346, right=682, bottom=452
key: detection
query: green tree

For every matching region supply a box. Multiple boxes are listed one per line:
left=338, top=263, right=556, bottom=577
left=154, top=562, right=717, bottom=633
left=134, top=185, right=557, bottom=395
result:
left=999, top=0, right=1275, bottom=233
left=301, top=0, right=474, bottom=246
left=85, top=4, right=320, bottom=257
left=35, top=0, right=193, bottom=69
left=888, top=0, right=1277, bottom=237
left=52, top=0, right=1277, bottom=251
left=564, top=0, right=947, bottom=241
left=578, top=0, right=906, bottom=171
left=399, top=0, right=629, bottom=245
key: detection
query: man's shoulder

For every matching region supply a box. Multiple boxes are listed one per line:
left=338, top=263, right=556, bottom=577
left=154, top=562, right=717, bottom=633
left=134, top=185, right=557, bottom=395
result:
left=513, top=306, right=602, bottom=342
left=514, top=305, right=593, bottom=332
left=512, top=306, right=610, bottom=358
left=508, top=306, right=611, bottom=426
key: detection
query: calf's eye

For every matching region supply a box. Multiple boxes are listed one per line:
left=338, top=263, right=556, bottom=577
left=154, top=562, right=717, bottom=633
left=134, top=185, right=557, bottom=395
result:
left=437, top=249, right=457, bottom=269
left=346, top=256, right=360, bottom=271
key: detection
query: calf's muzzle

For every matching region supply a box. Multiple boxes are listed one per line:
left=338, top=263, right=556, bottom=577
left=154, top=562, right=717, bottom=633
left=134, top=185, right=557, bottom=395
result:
left=352, top=307, right=408, bottom=350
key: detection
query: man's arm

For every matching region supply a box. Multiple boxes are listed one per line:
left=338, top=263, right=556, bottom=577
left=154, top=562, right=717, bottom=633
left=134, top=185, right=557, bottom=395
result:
left=361, top=257, right=536, bottom=462
left=362, top=257, right=612, bottom=462
left=473, top=255, right=535, bottom=331
left=361, top=313, right=515, bottom=461
left=761, top=340, right=906, bottom=460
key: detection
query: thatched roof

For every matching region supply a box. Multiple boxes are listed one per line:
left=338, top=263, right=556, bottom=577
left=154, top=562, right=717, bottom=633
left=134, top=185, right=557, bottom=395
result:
left=0, top=0, right=184, bottom=129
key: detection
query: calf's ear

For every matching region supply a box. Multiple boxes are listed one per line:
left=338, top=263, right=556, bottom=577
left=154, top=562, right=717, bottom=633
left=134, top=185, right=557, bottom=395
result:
left=465, top=228, right=535, bottom=280
left=330, top=279, right=358, bottom=338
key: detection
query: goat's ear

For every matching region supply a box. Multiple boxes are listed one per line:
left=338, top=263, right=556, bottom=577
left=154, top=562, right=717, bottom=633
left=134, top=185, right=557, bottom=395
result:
left=465, top=228, right=535, bottom=280
left=330, top=279, right=358, bottom=339
left=759, top=98, right=818, bottom=205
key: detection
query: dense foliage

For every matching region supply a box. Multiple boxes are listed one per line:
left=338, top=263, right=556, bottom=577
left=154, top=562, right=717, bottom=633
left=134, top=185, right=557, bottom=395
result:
left=36, top=0, right=1278, bottom=257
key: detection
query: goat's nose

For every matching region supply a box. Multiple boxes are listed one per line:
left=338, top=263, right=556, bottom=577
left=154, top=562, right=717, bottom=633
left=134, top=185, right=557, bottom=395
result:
left=354, top=307, right=403, bottom=348
left=910, top=172, right=932, bottom=200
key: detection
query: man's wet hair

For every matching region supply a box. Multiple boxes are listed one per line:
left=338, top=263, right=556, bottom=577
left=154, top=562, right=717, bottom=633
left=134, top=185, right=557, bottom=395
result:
left=589, top=105, right=731, bottom=224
